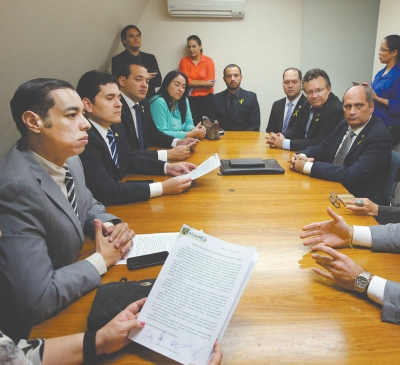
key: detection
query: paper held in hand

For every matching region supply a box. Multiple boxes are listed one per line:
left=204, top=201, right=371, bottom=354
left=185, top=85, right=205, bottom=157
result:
left=128, top=224, right=259, bottom=365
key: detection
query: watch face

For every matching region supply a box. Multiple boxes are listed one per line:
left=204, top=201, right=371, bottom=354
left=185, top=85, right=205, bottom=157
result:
left=355, top=276, right=369, bottom=289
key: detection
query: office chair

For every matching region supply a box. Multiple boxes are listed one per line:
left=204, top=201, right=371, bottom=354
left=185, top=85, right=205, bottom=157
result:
left=382, top=150, right=400, bottom=206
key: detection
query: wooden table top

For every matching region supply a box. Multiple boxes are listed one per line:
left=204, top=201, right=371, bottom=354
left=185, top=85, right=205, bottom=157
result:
left=31, top=132, right=400, bottom=364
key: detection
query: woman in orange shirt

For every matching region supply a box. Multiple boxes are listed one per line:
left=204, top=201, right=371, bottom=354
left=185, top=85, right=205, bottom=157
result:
left=179, top=35, right=215, bottom=126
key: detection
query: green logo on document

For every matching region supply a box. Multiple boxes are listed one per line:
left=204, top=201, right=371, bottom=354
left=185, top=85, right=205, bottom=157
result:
left=181, top=228, right=206, bottom=243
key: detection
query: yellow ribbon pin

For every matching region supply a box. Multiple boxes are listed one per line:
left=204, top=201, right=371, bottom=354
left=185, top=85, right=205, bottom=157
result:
left=239, top=98, right=244, bottom=104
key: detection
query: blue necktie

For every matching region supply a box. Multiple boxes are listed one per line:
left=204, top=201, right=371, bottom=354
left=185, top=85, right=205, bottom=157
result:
left=282, top=102, right=293, bottom=133
left=133, top=104, right=145, bottom=150
left=106, top=129, right=119, bottom=169
left=63, top=165, right=78, bottom=217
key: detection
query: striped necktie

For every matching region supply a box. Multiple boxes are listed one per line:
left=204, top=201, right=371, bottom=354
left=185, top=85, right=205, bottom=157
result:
left=106, top=129, right=119, bottom=168
left=63, top=165, right=78, bottom=217
left=282, top=102, right=293, bottom=133
left=333, top=130, right=356, bottom=166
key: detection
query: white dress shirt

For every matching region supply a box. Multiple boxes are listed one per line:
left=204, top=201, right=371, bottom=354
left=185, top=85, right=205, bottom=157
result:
left=281, top=93, right=303, bottom=150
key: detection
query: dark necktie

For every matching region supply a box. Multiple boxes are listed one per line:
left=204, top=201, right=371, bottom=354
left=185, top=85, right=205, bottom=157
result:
left=229, top=94, right=237, bottom=120
left=282, top=102, right=293, bottom=133
left=63, top=165, right=78, bottom=217
left=133, top=104, right=145, bottom=150
left=333, top=130, right=356, bottom=166
left=106, top=129, right=119, bottom=168
left=305, top=107, right=314, bottom=138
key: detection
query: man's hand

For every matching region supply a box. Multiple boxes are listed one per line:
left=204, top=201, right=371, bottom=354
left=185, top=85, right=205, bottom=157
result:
left=167, top=145, right=191, bottom=161
left=265, top=132, right=285, bottom=149
left=95, top=219, right=134, bottom=266
left=166, top=162, right=197, bottom=176
left=289, top=154, right=313, bottom=173
left=311, top=245, right=364, bottom=291
left=161, top=176, right=192, bottom=195
left=301, top=207, right=352, bottom=249
left=101, top=221, right=135, bottom=249
left=345, top=198, right=379, bottom=216
left=189, top=340, right=222, bottom=365
left=96, top=298, right=146, bottom=355
left=148, top=71, right=158, bottom=80
left=177, top=137, right=200, bottom=151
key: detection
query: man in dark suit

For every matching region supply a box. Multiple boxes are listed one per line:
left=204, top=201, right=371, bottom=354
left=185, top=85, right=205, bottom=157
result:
left=0, top=78, right=134, bottom=338
left=266, top=67, right=306, bottom=133
left=117, top=61, right=198, bottom=161
left=266, top=68, right=343, bottom=151
left=77, top=71, right=196, bottom=206
left=291, top=85, right=392, bottom=205
left=209, top=64, right=260, bottom=131
left=111, top=25, right=161, bottom=99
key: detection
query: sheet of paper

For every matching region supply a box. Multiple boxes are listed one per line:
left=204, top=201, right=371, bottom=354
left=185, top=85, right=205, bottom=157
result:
left=129, top=225, right=258, bottom=365
left=183, top=153, right=221, bottom=180
left=116, top=233, right=178, bottom=265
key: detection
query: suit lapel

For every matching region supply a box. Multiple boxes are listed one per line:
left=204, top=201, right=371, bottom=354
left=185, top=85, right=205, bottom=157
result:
left=18, top=143, right=84, bottom=241
left=232, top=88, right=245, bottom=120
left=121, top=97, right=139, bottom=147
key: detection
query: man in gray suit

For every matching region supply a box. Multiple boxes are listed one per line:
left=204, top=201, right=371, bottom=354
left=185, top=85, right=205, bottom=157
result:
left=301, top=207, right=400, bottom=325
left=0, top=78, right=134, bottom=339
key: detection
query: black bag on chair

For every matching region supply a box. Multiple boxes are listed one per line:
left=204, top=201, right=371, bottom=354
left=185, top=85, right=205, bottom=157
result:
left=87, top=278, right=156, bottom=331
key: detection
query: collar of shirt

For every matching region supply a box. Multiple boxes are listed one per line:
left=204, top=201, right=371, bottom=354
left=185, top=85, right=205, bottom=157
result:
left=120, top=92, right=140, bottom=138
left=120, top=91, right=138, bottom=109
left=348, top=114, right=372, bottom=136
left=285, top=93, right=302, bottom=107
left=29, top=147, right=66, bottom=188
left=89, top=118, right=114, bottom=157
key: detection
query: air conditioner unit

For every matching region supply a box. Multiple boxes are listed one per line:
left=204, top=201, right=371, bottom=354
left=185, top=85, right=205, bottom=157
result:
left=167, top=0, right=245, bottom=19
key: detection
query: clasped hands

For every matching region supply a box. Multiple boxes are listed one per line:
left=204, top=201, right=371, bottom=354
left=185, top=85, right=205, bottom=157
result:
left=300, top=207, right=364, bottom=291
left=265, top=132, right=285, bottom=148
left=289, top=154, right=313, bottom=173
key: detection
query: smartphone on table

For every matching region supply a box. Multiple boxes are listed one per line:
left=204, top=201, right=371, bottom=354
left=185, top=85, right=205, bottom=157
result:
left=127, top=251, right=169, bottom=270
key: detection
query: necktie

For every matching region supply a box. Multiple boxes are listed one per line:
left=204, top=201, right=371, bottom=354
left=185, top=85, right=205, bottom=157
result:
left=106, top=129, right=119, bottom=169
left=229, top=94, right=236, bottom=120
left=333, top=130, right=356, bottom=166
left=63, top=165, right=78, bottom=218
left=305, top=107, right=314, bottom=138
left=282, top=102, right=293, bottom=133
left=133, top=104, right=145, bottom=150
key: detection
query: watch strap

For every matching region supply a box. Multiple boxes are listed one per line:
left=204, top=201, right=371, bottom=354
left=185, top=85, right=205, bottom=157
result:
left=83, top=331, right=97, bottom=363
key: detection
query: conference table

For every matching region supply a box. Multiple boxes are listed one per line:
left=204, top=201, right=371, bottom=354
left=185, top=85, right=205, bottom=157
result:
left=31, top=132, right=400, bottom=364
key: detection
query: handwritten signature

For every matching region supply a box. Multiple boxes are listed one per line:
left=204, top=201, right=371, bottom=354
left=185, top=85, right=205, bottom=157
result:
left=156, top=331, right=165, bottom=345
left=191, top=347, right=203, bottom=361
left=142, top=329, right=154, bottom=344
left=170, top=339, right=192, bottom=350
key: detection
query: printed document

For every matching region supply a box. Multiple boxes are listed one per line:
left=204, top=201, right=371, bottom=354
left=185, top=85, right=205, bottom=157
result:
left=184, top=153, right=221, bottom=180
left=129, top=224, right=259, bottom=365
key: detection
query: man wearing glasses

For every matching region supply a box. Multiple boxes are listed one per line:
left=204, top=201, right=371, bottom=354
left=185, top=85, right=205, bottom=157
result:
left=266, top=68, right=343, bottom=151
left=290, top=85, right=392, bottom=205
left=112, top=25, right=161, bottom=99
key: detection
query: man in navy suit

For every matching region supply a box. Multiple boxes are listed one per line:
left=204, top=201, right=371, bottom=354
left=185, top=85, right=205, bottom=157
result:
left=209, top=64, right=260, bottom=131
left=117, top=61, right=197, bottom=161
left=266, top=68, right=306, bottom=133
left=77, top=71, right=196, bottom=206
left=266, top=68, right=343, bottom=151
left=111, top=25, right=161, bottom=100
left=290, top=85, right=392, bottom=205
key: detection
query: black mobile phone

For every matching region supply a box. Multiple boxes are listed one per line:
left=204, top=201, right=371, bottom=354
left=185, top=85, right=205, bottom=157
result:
left=127, top=251, right=169, bottom=270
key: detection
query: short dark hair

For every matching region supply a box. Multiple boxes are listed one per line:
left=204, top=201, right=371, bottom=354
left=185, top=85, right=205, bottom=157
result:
left=343, top=85, right=373, bottom=105
left=76, top=70, right=118, bottom=103
left=187, top=35, right=203, bottom=53
left=223, top=64, right=242, bottom=76
left=10, top=78, right=74, bottom=137
left=384, top=34, right=400, bottom=63
left=151, top=70, right=189, bottom=124
left=117, top=61, right=146, bottom=80
left=120, top=25, right=141, bottom=47
left=283, top=67, right=302, bottom=81
left=302, top=68, right=331, bottom=89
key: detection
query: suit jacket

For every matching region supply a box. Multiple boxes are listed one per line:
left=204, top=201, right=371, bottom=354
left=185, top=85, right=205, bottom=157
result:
left=120, top=97, right=175, bottom=158
left=209, top=88, right=260, bottom=131
left=111, top=49, right=161, bottom=99
left=376, top=206, right=400, bottom=225
left=368, top=223, right=400, bottom=324
left=79, top=121, right=165, bottom=206
left=298, top=115, right=392, bottom=204
left=0, top=140, right=118, bottom=339
left=284, top=92, right=343, bottom=151
left=266, top=94, right=306, bottom=133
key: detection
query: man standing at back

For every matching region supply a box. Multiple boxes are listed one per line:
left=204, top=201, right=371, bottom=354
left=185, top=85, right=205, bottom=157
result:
left=266, top=68, right=343, bottom=150
left=0, top=79, right=134, bottom=338
left=266, top=67, right=306, bottom=133
left=209, top=64, right=260, bottom=131
left=112, top=25, right=161, bottom=99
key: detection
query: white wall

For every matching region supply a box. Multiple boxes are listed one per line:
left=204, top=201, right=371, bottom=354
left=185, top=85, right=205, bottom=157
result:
left=137, top=0, right=304, bottom=132
left=0, top=0, right=150, bottom=158
left=373, top=0, right=400, bottom=76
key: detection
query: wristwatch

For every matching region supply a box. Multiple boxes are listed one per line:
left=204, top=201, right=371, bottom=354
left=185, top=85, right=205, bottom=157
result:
left=354, top=271, right=374, bottom=293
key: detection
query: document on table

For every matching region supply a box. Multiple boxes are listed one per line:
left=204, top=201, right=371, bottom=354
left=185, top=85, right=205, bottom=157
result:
left=129, top=224, right=259, bottom=365
left=184, top=153, right=221, bottom=180
left=116, top=232, right=179, bottom=265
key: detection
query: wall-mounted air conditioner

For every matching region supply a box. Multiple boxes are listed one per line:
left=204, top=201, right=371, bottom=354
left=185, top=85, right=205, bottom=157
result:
left=167, top=0, right=245, bottom=19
